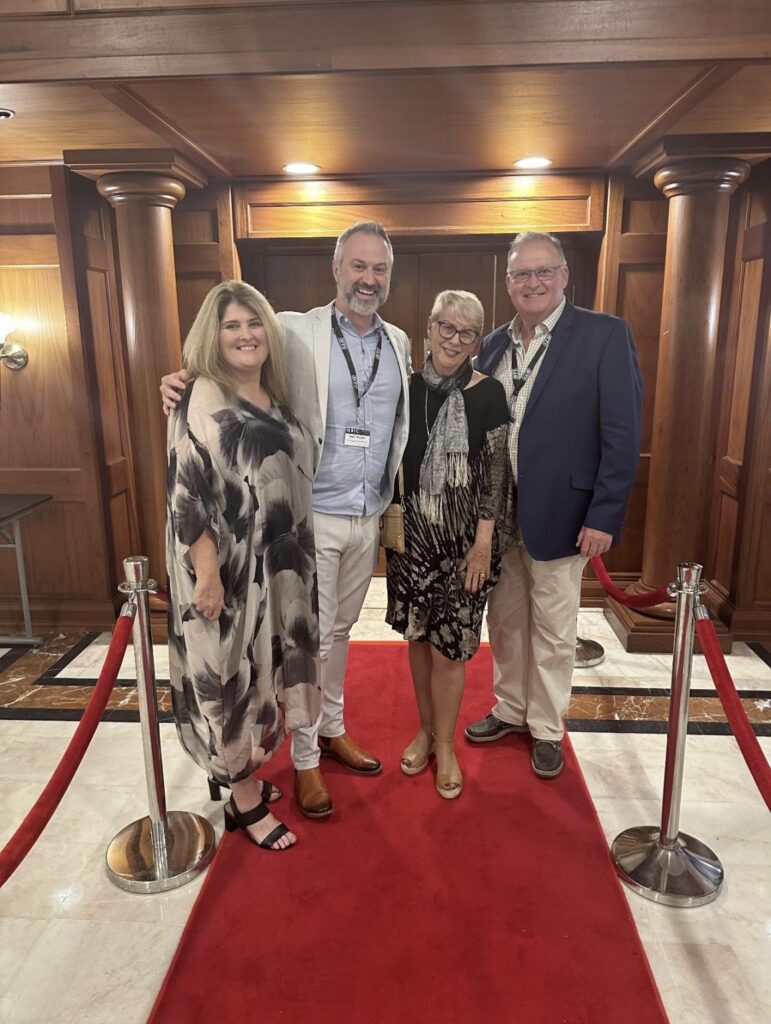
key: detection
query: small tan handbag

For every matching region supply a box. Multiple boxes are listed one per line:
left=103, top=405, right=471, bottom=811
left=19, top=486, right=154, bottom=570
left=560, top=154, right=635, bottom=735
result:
left=379, top=465, right=406, bottom=554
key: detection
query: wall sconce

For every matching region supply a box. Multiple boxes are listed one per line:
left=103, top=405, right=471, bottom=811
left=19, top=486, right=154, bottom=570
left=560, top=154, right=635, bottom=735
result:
left=0, top=313, right=28, bottom=370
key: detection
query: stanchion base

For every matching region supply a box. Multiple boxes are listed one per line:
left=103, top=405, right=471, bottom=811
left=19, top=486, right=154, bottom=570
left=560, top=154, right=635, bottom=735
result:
left=106, top=810, right=216, bottom=894
left=611, top=826, right=723, bottom=907
left=575, top=636, right=605, bottom=668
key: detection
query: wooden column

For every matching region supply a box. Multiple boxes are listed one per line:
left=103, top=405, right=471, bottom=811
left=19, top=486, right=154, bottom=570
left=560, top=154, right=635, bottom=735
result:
left=606, top=157, right=748, bottom=652
left=97, top=172, right=186, bottom=583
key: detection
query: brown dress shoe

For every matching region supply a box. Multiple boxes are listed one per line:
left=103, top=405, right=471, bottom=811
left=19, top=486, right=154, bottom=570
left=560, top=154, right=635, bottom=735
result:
left=294, top=767, right=333, bottom=819
left=319, top=732, right=382, bottom=775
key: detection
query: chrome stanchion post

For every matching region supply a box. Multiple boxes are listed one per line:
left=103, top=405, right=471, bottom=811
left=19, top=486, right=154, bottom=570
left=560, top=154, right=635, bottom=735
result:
left=106, top=556, right=216, bottom=893
left=611, top=563, right=723, bottom=907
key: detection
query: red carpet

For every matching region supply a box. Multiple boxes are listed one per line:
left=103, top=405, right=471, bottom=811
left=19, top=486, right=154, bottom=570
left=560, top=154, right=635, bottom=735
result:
left=150, top=643, right=668, bottom=1024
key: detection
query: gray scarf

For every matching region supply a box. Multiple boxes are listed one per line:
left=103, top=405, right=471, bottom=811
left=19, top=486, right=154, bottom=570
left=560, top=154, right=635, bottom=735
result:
left=419, top=355, right=473, bottom=523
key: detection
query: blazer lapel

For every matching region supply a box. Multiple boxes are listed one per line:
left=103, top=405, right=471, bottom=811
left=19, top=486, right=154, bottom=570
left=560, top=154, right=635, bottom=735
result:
left=312, top=302, right=334, bottom=435
left=521, top=302, right=574, bottom=423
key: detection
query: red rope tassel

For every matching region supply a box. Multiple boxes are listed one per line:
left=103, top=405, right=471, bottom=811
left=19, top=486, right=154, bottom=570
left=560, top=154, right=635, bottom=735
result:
left=695, top=617, right=771, bottom=812
left=0, top=612, right=135, bottom=888
left=591, top=556, right=672, bottom=608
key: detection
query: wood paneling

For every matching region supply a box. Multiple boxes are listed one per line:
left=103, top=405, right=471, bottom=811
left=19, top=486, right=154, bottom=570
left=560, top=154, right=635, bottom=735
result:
left=134, top=67, right=700, bottom=177
left=706, top=169, right=771, bottom=640
left=0, top=265, right=84, bottom=466
left=0, top=166, right=118, bottom=628
left=0, top=235, right=58, bottom=266
left=674, top=66, right=771, bottom=135
left=237, top=175, right=604, bottom=240
left=0, top=84, right=163, bottom=165
left=0, top=199, right=55, bottom=233
left=2, top=5, right=770, bottom=82
left=0, top=0, right=66, bottom=13
left=173, top=182, right=240, bottom=339
left=594, top=174, right=666, bottom=578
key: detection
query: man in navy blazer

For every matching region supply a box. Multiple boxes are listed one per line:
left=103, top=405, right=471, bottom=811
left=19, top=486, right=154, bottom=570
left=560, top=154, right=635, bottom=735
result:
left=465, top=231, right=642, bottom=777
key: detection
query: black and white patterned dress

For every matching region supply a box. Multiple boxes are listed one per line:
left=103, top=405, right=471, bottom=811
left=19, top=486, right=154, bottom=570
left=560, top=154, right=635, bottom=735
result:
left=386, top=373, right=513, bottom=662
left=166, top=377, right=321, bottom=785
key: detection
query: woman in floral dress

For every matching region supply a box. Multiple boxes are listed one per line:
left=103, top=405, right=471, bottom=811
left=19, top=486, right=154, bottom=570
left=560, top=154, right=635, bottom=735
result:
left=167, top=281, right=320, bottom=851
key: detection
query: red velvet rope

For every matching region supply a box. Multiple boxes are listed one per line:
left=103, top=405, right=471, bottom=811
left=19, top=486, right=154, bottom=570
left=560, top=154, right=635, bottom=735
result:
left=0, top=612, right=135, bottom=888
left=591, top=556, right=672, bottom=608
left=695, top=617, right=771, bottom=812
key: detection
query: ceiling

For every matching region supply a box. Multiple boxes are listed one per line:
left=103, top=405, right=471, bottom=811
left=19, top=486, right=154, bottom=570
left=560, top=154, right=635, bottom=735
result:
left=0, top=0, right=770, bottom=183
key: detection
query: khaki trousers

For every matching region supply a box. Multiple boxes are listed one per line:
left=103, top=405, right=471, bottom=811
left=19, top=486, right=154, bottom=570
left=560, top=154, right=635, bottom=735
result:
left=291, top=510, right=380, bottom=770
left=487, top=540, right=586, bottom=741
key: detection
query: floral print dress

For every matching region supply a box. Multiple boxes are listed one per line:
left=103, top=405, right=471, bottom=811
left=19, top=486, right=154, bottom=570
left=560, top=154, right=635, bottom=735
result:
left=166, top=376, right=321, bottom=785
left=386, top=374, right=513, bottom=662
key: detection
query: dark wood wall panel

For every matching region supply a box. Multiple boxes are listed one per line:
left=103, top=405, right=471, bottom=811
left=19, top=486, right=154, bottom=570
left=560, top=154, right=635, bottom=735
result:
left=68, top=172, right=141, bottom=598
left=708, top=168, right=771, bottom=640
left=0, top=166, right=118, bottom=629
left=592, top=175, right=667, bottom=583
left=174, top=183, right=240, bottom=339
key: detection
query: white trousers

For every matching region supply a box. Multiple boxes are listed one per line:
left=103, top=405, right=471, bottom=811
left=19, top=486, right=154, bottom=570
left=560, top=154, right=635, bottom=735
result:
left=487, top=540, right=586, bottom=741
left=291, top=510, right=380, bottom=770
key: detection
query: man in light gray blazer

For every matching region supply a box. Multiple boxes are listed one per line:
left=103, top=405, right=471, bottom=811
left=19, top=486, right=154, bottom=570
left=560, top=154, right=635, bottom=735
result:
left=162, top=222, right=411, bottom=819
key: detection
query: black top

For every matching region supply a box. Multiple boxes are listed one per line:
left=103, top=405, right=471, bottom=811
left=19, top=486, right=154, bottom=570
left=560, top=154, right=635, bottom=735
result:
left=401, top=373, right=509, bottom=497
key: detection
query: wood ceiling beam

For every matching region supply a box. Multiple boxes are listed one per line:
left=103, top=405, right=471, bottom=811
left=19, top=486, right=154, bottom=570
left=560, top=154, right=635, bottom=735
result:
left=92, top=84, right=232, bottom=179
left=1, top=3, right=770, bottom=82
left=634, top=133, right=771, bottom=179
left=606, top=63, right=746, bottom=171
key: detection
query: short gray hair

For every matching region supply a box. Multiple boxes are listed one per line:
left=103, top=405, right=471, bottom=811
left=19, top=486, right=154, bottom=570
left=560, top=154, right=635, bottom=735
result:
left=429, top=289, right=484, bottom=337
left=333, top=221, right=394, bottom=268
left=507, top=231, right=566, bottom=267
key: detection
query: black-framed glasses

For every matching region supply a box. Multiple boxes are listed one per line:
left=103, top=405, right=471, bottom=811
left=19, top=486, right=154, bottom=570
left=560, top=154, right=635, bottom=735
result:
left=507, top=265, right=566, bottom=285
left=434, top=320, right=479, bottom=346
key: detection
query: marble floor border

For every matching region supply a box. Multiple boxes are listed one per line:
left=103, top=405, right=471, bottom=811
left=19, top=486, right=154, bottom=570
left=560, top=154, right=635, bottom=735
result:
left=37, top=633, right=101, bottom=679
left=0, top=647, right=32, bottom=674
left=1, top=704, right=768, bottom=736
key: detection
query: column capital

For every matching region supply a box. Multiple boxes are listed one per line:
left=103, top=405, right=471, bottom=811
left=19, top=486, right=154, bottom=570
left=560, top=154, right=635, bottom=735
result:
left=97, top=172, right=187, bottom=209
left=652, top=158, right=750, bottom=199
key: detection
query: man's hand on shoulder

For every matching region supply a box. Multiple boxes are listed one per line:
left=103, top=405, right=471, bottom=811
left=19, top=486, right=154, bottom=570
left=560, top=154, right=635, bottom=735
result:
left=577, top=526, right=613, bottom=558
left=160, top=368, right=192, bottom=416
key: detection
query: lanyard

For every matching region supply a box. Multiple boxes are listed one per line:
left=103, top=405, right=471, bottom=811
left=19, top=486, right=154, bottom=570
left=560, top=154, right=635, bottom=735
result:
left=511, top=338, right=548, bottom=398
left=331, top=312, right=384, bottom=415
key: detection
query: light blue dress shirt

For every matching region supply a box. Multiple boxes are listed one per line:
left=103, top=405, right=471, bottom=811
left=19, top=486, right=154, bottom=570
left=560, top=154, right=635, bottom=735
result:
left=312, top=308, right=402, bottom=515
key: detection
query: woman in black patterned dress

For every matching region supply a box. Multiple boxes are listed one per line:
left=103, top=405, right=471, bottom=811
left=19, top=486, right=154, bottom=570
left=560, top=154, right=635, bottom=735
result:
left=386, top=290, right=512, bottom=799
left=166, top=281, right=320, bottom=851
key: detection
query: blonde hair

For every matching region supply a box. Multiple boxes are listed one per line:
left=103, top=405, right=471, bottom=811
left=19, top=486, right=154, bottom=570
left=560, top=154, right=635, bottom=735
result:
left=182, top=281, right=289, bottom=406
left=429, top=289, right=484, bottom=337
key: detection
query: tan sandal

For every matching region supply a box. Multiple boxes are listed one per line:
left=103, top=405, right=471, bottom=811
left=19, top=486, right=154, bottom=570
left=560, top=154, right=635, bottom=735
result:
left=434, top=739, right=463, bottom=799
left=400, top=733, right=435, bottom=776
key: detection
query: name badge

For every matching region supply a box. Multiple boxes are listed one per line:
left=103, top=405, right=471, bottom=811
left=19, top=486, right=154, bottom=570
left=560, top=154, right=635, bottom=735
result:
left=344, top=426, right=371, bottom=448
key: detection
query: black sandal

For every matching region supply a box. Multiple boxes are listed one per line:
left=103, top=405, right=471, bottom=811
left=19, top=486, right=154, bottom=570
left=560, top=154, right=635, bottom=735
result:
left=223, top=797, right=293, bottom=851
left=208, top=777, right=282, bottom=803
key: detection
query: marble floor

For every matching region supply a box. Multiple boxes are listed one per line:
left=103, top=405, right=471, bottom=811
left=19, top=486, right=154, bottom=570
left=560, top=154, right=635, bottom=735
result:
left=0, top=586, right=770, bottom=1023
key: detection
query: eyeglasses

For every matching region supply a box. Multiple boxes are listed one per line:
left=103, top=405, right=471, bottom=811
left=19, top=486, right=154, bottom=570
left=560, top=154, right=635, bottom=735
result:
left=433, top=320, right=479, bottom=346
left=507, top=265, right=566, bottom=285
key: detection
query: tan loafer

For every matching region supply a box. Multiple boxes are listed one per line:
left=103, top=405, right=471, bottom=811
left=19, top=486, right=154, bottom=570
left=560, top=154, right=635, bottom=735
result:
left=294, top=766, right=333, bottom=819
left=319, top=732, right=382, bottom=775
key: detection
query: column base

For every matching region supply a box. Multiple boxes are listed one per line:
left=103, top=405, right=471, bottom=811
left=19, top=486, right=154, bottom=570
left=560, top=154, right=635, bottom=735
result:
left=604, top=597, right=732, bottom=653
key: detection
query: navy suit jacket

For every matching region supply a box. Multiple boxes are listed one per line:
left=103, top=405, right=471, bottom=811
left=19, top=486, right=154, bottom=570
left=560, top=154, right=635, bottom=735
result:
left=476, top=302, right=642, bottom=561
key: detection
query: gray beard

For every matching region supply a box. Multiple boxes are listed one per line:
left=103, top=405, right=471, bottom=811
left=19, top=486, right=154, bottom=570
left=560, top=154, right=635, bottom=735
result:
left=344, top=285, right=388, bottom=316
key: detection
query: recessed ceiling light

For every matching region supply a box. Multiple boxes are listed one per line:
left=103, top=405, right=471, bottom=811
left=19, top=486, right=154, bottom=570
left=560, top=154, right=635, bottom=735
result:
left=0, top=108, right=15, bottom=121
left=514, top=156, right=552, bottom=170
left=282, top=162, right=321, bottom=175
